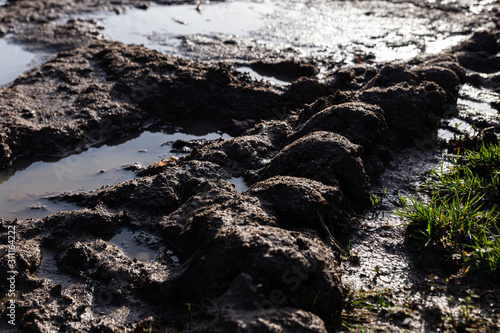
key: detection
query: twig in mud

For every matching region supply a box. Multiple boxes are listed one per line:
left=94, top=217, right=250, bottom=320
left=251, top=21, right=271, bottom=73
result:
left=317, top=209, right=346, bottom=256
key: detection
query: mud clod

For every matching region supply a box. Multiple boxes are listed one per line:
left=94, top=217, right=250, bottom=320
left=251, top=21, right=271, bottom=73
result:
left=187, top=273, right=328, bottom=333
left=246, top=176, right=345, bottom=233
left=260, top=131, right=370, bottom=206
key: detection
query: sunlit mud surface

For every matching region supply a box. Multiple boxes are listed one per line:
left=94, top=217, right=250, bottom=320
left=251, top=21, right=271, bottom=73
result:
left=1, top=0, right=495, bottom=88
left=343, top=81, right=500, bottom=329
left=65, top=0, right=491, bottom=65
left=342, top=148, right=444, bottom=330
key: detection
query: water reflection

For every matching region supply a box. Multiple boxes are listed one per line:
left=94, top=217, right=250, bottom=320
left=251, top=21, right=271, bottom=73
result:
left=0, top=38, right=37, bottom=86
left=0, top=121, right=230, bottom=220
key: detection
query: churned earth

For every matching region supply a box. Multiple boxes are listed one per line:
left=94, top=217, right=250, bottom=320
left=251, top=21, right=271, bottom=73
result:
left=0, top=0, right=500, bottom=332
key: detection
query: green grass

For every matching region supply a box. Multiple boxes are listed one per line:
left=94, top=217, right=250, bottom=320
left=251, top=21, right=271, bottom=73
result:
left=427, top=143, right=500, bottom=205
left=340, top=288, right=394, bottom=330
left=398, top=143, right=500, bottom=278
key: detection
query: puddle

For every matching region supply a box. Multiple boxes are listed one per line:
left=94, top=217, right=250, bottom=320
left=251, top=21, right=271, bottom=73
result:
left=0, top=37, right=38, bottom=86
left=237, top=66, right=293, bottom=86
left=88, top=0, right=475, bottom=63
left=437, top=128, right=455, bottom=141
left=100, top=1, right=277, bottom=54
left=458, top=98, right=498, bottom=116
left=0, top=0, right=488, bottom=87
left=109, top=228, right=160, bottom=263
left=438, top=84, right=500, bottom=141
left=438, top=117, right=476, bottom=140
left=447, top=117, right=475, bottom=133
left=0, top=120, right=230, bottom=221
left=109, top=228, right=182, bottom=265
left=228, top=176, right=249, bottom=194
left=458, top=84, right=500, bottom=116
left=0, top=0, right=478, bottom=86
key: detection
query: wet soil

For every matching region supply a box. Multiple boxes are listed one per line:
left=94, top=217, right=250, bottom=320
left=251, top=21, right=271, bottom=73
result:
left=1, top=0, right=500, bottom=332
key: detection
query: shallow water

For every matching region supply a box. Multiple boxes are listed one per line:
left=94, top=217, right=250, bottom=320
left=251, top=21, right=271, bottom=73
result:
left=0, top=37, right=38, bottom=86
left=101, top=1, right=277, bottom=54
left=459, top=98, right=498, bottom=116
left=228, top=176, right=249, bottom=194
left=438, top=116, right=476, bottom=140
left=237, top=66, right=293, bottom=85
left=459, top=84, right=500, bottom=116
left=1, top=0, right=486, bottom=88
left=0, top=121, right=229, bottom=221
left=437, top=83, right=500, bottom=141
left=96, top=0, right=474, bottom=63
left=109, top=228, right=160, bottom=263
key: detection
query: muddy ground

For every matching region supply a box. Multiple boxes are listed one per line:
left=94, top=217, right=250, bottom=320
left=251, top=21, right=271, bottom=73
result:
left=1, top=0, right=500, bottom=332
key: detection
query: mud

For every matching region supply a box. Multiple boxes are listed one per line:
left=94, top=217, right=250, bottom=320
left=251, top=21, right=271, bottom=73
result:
left=0, top=40, right=284, bottom=169
left=1, top=0, right=500, bottom=332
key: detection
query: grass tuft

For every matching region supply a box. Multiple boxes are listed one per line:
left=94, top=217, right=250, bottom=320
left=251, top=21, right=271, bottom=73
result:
left=398, top=143, right=500, bottom=279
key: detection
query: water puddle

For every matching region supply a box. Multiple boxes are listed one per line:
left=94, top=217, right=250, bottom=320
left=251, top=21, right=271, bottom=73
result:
left=109, top=228, right=160, bottom=263
left=0, top=0, right=479, bottom=87
left=438, top=83, right=500, bottom=141
left=228, top=176, right=249, bottom=194
left=458, top=84, right=500, bottom=116
left=100, top=1, right=277, bottom=54
left=0, top=0, right=489, bottom=89
left=0, top=37, right=38, bottom=86
left=87, top=0, right=474, bottom=63
left=377, top=210, right=397, bottom=219
left=237, top=66, right=293, bottom=86
left=0, top=120, right=230, bottom=221
left=438, top=117, right=476, bottom=140
left=458, top=98, right=498, bottom=116
left=109, top=228, right=182, bottom=265
left=437, top=129, right=455, bottom=141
